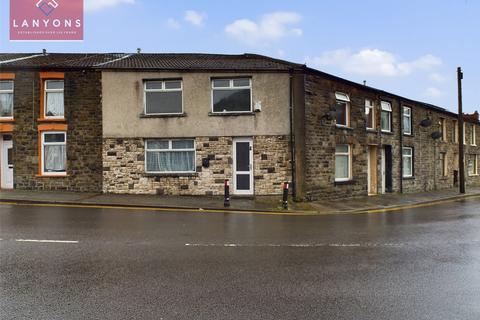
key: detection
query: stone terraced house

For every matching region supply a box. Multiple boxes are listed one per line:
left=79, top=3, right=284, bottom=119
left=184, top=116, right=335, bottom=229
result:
left=0, top=52, right=479, bottom=200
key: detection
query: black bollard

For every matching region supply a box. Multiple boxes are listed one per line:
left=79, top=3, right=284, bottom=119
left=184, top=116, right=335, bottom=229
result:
left=282, top=182, right=289, bottom=210
left=224, top=179, right=230, bottom=208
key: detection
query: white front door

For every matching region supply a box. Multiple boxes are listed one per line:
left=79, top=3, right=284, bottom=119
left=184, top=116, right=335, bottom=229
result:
left=233, top=138, right=254, bottom=195
left=2, top=139, right=13, bottom=189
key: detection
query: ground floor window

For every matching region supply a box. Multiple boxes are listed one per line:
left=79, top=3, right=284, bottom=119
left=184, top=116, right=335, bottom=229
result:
left=42, top=132, right=66, bottom=175
left=335, top=144, right=351, bottom=182
left=468, top=154, right=478, bottom=176
left=145, top=139, right=195, bottom=173
left=440, top=152, right=447, bottom=177
left=403, top=147, right=413, bottom=178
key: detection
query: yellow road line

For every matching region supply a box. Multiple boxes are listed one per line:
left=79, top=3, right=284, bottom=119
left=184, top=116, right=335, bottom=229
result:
left=0, top=194, right=478, bottom=216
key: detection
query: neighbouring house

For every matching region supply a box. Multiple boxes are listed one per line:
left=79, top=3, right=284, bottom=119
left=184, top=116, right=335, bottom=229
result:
left=0, top=52, right=479, bottom=200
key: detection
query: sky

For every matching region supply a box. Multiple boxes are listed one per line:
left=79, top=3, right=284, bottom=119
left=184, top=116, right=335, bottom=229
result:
left=0, top=0, right=478, bottom=113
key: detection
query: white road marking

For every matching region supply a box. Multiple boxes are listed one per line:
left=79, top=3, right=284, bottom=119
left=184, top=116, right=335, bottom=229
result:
left=15, top=239, right=79, bottom=244
left=185, top=243, right=405, bottom=248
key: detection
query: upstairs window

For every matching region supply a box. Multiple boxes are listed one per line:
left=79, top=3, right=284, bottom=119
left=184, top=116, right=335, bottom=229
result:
left=44, top=80, right=64, bottom=118
left=145, top=139, right=196, bottom=173
left=403, top=106, right=412, bottom=135
left=471, top=125, right=476, bottom=146
left=335, top=92, right=350, bottom=127
left=439, top=118, right=447, bottom=141
left=365, top=99, right=375, bottom=130
left=381, top=101, right=392, bottom=132
left=452, top=120, right=458, bottom=143
left=0, top=81, right=14, bottom=119
left=42, top=132, right=67, bottom=175
left=144, top=80, right=183, bottom=115
left=212, top=78, right=252, bottom=113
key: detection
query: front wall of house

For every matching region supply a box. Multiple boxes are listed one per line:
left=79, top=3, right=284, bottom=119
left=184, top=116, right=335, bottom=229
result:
left=12, top=71, right=103, bottom=192
left=103, top=136, right=290, bottom=195
left=304, top=73, right=480, bottom=201
left=102, top=71, right=291, bottom=196
left=102, top=71, right=291, bottom=138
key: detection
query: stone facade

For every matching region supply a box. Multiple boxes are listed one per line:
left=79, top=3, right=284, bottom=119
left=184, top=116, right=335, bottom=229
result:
left=301, top=72, right=480, bottom=201
left=12, top=70, right=103, bottom=192
left=103, top=135, right=290, bottom=196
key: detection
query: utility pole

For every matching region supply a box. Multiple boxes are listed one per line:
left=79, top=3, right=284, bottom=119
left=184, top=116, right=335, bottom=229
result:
left=458, top=67, right=466, bottom=194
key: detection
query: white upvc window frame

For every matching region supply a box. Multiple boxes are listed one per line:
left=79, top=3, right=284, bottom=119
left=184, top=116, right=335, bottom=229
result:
left=335, top=144, right=352, bottom=182
left=335, top=92, right=350, bottom=128
left=439, top=118, right=447, bottom=142
left=403, top=106, right=412, bottom=135
left=402, top=147, right=414, bottom=178
left=41, top=131, right=67, bottom=176
left=0, top=80, right=14, bottom=120
left=365, top=99, right=375, bottom=130
left=44, top=79, right=65, bottom=119
left=144, top=80, right=184, bottom=115
left=381, top=101, right=392, bottom=133
left=471, top=125, right=476, bottom=146
left=145, top=139, right=196, bottom=174
left=468, top=154, right=478, bottom=176
left=453, top=120, right=458, bottom=143
left=440, top=152, right=448, bottom=177
left=211, top=78, right=252, bottom=114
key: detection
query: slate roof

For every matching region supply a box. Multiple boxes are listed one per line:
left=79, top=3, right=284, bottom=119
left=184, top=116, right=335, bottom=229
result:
left=0, top=52, right=459, bottom=116
left=0, top=53, right=302, bottom=71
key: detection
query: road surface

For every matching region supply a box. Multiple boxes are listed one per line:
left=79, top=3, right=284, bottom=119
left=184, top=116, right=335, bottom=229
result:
left=1, top=198, right=480, bottom=319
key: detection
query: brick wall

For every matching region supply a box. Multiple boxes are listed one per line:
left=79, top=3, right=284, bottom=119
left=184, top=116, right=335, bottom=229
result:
left=103, top=135, right=290, bottom=196
left=13, top=70, right=103, bottom=192
left=302, top=72, right=480, bottom=201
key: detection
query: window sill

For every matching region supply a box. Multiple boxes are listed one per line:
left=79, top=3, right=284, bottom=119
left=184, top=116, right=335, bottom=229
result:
left=0, top=118, right=14, bottom=123
left=208, top=112, right=255, bottom=117
left=381, top=131, right=394, bottom=135
left=140, top=113, right=186, bottom=119
left=145, top=173, right=198, bottom=178
left=366, top=128, right=376, bottom=133
left=402, top=176, right=415, bottom=180
left=469, top=174, right=479, bottom=177
left=36, top=174, right=69, bottom=178
left=37, top=118, right=66, bottom=123
left=403, top=133, right=414, bottom=137
left=336, top=125, right=354, bottom=131
left=334, top=180, right=355, bottom=186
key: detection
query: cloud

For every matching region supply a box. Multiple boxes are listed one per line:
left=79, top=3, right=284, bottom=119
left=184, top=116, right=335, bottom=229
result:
left=424, top=87, right=444, bottom=98
left=306, top=49, right=442, bottom=77
left=166, top=18, right=181, bottom=30
left=429, top=73, right=447, bottom=83
left=85, top=0, right=135, bottom=12
left=225, top=12, right=302, bottom=46
left=184, top=10, right=206, bottom=26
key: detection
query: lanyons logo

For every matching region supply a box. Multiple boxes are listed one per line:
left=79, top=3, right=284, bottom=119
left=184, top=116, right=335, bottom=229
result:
left=36, top=0, right=59, bottom=16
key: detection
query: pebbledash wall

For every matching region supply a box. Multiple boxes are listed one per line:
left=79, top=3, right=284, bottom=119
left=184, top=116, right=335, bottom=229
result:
left=101, top=71, right=292, bottom=196
left=13, top=70, right=103, bottom=192
left=301, top=71, right=480, bottom=201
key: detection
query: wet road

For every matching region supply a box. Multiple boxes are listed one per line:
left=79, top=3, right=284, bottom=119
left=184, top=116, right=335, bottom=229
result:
left=1, top=199, right=480, bottom=320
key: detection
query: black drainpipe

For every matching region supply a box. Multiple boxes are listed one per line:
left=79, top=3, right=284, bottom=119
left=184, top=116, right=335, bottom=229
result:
left=289, top=69, right=297, bottom=198
left=398, top=98, right=404, bottom=193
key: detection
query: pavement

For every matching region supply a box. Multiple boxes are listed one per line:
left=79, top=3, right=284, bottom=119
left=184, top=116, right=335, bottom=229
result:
left=1, top=198, right=480, bottom=319
left=1, top=187, right=480, bottom=214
